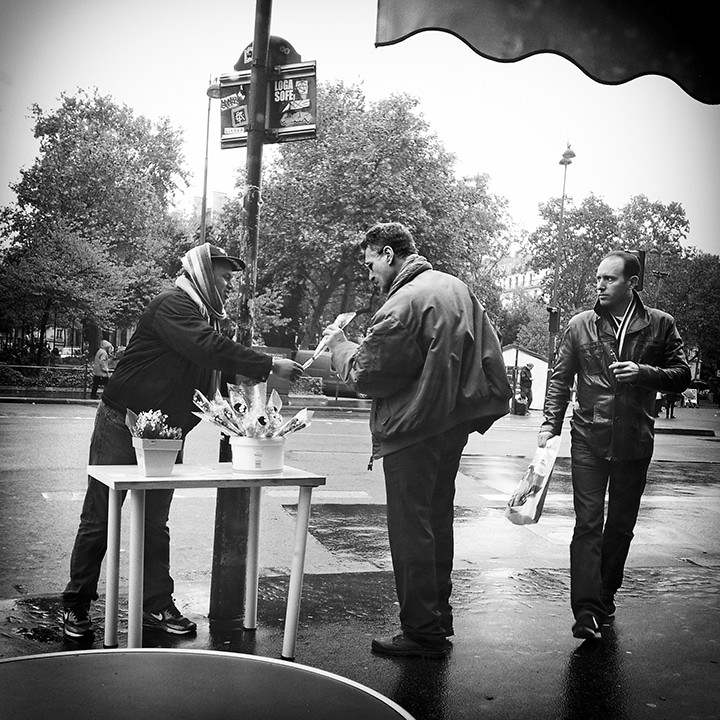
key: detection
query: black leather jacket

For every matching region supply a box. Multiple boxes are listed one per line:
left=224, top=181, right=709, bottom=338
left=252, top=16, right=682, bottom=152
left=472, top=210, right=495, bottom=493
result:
left=542, top=292, right=691, bottom=460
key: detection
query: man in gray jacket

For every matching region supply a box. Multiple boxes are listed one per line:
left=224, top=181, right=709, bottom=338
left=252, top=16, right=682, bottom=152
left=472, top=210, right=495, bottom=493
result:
left=324, top=222, right=511, bottom=657
left=539, top=250, right=690, bottom=641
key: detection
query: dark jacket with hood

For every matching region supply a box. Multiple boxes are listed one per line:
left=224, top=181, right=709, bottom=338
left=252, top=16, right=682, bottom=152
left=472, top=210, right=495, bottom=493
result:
left=541, top=291, right=691, bottom=461
left=331, top=256, right=512, bottom=458
left=102, top=288, right=272, bottom=435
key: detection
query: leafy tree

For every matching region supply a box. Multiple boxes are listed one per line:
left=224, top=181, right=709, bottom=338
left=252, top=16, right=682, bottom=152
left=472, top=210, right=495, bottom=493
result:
left=617, top=195, right=688, bottom=301
left=0, top=221, right=123, bottom=363
left=497, top=294, right=549, bottom=358
left=0, top=88, right=189, bottom=354
left=657, top=249, right=720, bottom=377
left=527, top=193, right=618, bottom=323
left=219, top=82, right=512, bottom=347
left=515, top=300, right=554, bottom=358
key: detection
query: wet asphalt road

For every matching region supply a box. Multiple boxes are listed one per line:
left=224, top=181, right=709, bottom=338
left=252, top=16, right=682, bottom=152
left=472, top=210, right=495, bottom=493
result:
left=1, top=401, right=719, bottom=719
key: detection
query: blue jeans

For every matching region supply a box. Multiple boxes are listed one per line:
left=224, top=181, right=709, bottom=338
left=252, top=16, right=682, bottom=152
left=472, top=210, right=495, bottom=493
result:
left=383, top=422, right=470, bottom=644
left=570, top=436, right=650, bottom=619
left=63, top=402, right=181, bottom=613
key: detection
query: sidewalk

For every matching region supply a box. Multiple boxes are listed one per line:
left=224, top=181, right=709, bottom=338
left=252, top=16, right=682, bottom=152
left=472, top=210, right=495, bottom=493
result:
left=1, top=399, right=718, bottom=719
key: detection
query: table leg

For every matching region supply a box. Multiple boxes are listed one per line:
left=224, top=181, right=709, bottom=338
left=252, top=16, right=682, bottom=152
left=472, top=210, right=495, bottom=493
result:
left=243, top=486, right=262, bottom=630
left=281, top=486, right=313, bottom=661
left=103, top=488, right=121, bottom=649
left=127, top=489, right=146, bottom=648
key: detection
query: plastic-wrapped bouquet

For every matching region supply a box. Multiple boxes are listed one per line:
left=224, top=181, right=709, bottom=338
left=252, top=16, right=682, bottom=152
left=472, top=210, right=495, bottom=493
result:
left=126, top=409, right=183, bottom=439
left=193, top=377, right=313, bottom=439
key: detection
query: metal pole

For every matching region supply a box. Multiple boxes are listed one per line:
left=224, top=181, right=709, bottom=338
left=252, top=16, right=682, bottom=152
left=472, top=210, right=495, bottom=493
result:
left=199, top=83, right=212, bottom=245
left=546, top=161, right=568, bottom=370
left=550, top=161, right=569, bottom=308
left=546, top=145, right=574, bottom=388
left=209, top=0, right=272, bottom=631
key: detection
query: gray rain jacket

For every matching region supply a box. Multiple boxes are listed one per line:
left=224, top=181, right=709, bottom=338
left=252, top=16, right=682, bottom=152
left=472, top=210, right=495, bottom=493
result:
left=331, top=257, right=512, bottom=459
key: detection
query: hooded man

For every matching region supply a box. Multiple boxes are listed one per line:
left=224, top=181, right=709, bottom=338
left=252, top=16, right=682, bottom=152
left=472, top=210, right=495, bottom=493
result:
left=62, top=243, right=303, bottom=640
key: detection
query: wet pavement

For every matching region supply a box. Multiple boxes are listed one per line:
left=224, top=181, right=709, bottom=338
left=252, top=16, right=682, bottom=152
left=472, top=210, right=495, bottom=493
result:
left=1, top=402, right=719, bottom=719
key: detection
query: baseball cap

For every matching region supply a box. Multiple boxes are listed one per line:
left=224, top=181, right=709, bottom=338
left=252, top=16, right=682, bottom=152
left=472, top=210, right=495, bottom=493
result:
left=208, top=244, right=245, bottom=271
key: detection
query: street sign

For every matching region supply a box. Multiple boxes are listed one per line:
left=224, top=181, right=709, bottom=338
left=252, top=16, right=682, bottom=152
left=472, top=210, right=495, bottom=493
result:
left=219, top=61, right=317, bottom=149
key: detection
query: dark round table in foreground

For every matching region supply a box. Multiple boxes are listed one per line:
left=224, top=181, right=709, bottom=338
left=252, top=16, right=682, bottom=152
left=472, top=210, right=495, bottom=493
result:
left=0, top=648, right=415, bottom=719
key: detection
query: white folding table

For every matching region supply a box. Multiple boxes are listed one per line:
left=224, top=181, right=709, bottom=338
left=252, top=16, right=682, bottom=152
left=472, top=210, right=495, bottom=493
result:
left=88, top=463, right=326, bottom=660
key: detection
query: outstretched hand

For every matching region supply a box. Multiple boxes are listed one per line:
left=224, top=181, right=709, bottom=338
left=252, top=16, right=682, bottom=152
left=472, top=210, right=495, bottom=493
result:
left=322, top=324, right=347, bottom=350
left=271, top=358, right=304, bottom=382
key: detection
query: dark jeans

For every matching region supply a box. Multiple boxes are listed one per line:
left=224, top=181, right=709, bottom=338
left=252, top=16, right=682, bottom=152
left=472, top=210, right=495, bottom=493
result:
left=90, top=375, right=108, bottom=398
left=570, top=437, right=650, bottom=619
left=520, top=386, right=533, bottom=408
left=62, top=401, right=181, bottom=613
left=382, top=422, right=470, bottom=644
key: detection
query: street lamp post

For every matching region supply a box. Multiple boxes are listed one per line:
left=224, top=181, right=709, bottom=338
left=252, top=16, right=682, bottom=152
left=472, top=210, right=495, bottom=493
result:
left=199, top=79, right=222, bottom=245
left=546, top=144, right=576, bottom=374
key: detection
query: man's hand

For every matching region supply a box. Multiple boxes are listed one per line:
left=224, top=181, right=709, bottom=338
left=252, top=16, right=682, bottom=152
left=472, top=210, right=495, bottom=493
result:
left=322, top=324, right=347, bottom=350
left=537, top=431, right=556, bottom=448
left=609, top=361, right=639, bottom=384
left=271, top=358, right=303, bottom=382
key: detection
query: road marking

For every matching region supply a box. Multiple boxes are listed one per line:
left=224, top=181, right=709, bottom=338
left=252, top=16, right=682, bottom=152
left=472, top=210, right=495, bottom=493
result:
left=42, top=491, right=86, bottom=501
left=266, top=490, right=371, bottom=500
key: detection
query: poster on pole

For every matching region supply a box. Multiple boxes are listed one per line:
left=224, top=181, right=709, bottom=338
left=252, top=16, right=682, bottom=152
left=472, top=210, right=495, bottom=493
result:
left=219, top=61, right=317, bottom=149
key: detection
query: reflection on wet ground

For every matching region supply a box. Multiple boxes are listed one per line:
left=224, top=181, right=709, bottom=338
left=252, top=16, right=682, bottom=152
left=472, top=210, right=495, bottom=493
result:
left=305, top=504, right=392, bottom=569
left=560, top=623, right=630, bottom=720
left=460, top=456, right=720, bottom=493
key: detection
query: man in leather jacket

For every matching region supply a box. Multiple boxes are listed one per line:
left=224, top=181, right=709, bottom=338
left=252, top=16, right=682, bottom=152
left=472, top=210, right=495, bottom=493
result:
left=324, top=222, right=512, bottom=657
left=538, top=250, right=690, bottom=640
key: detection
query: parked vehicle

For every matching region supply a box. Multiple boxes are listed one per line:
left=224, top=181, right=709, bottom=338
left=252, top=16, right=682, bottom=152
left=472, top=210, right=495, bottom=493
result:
left=257, top=346, right=361, bottom=398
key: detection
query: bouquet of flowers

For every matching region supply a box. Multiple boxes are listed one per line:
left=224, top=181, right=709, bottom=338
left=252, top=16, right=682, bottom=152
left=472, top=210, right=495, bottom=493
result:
left=193, top=377, right=313, bottom=439
left=125, top=409, right=183, bottom=439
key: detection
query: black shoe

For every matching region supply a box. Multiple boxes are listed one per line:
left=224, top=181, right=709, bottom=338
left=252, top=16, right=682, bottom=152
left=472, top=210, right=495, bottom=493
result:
left=572, top=612, right=601, bottom=640
left=143, top=599, right=197, bottom=635
left=602, top=593, right=616, bottom=618
left=371, top=633, right=450, bottom=658
left=63, top=604, right=93, bottom=639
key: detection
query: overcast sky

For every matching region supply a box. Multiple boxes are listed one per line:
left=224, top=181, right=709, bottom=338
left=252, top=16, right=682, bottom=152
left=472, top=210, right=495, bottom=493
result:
left=1, top=0, right=718, bottom=254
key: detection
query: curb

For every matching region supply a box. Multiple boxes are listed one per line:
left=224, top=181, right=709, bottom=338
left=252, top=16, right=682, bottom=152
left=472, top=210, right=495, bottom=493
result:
left=0, top=395, right=371, bottom=414
left=655, top=426, right=716, bottom=437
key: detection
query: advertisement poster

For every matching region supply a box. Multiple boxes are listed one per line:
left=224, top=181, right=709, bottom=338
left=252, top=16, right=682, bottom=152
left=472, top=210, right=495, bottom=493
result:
left=219, top=62, right=316, bottom=149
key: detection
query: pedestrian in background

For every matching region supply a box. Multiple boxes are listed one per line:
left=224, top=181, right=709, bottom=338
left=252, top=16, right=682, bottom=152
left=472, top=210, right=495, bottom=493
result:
left=663, top=392, right=678, bottom=418
left=62, top=243, right=303, bottom=641
left=90, top=340, right=113, bottom=399
left=539, top=250, right=690, bottom=640
left=519, top=362, right=534, bottom=410
left=323, top=222, right=511, bottom=658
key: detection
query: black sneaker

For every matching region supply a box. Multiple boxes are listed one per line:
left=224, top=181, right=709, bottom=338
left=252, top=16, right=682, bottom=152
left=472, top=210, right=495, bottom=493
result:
left=63, top=604, right=93, bottom=639
left=572, top=612, right=601, bottom=640
left=143, top=600, right=197, bottom=635
left=371, top=633, right=450, bottom=658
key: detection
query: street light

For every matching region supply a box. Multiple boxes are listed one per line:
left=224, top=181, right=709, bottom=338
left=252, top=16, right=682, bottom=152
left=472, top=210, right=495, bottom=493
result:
left=546, top=143, right=576, bottom=369
left=199, top=78, right=222, bottom=245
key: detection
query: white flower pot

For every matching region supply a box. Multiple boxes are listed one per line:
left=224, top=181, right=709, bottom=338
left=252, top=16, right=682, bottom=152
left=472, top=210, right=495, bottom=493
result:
left=229, top=436, right=285, bottom=474
left=132, top=437, right=182, bottom=477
